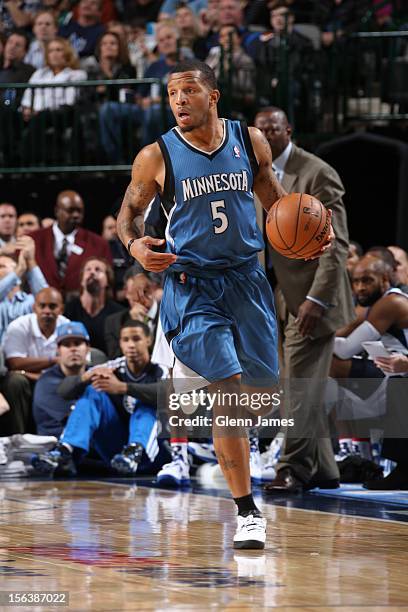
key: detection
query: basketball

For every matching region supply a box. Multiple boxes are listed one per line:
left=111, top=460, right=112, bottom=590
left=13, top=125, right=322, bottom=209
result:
left=266, top=193, right=330, bottom=259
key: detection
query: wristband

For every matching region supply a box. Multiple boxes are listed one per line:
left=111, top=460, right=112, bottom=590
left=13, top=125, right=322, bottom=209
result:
left=127, top=238, right=137, bottom=255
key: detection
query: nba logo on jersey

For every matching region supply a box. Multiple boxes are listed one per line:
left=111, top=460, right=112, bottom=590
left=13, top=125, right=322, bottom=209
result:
left=233, top=145, right=240, bottom=158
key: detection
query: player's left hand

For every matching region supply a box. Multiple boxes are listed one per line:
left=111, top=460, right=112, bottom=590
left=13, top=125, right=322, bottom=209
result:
left=296, top=299, right=325, bottom=337
left=305, top=210, right=335, bottom=260
left=91, top=370, right=127, bottom=394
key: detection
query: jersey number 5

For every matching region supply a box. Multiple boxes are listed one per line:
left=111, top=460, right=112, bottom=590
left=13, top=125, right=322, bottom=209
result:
left=211, top=200, right=229, bottom=234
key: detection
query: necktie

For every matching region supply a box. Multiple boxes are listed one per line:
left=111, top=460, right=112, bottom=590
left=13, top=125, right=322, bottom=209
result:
left=57, top=237, right=68, bottom=278
left=273, top=165, right=282, bottom=183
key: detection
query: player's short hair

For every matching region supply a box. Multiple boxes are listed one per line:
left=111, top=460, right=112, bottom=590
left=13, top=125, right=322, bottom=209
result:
left=366, top=246, right=397, bottom=271
left=120, top=320, right=151, bottom=337
left=169, top=59, right=217, bottom=90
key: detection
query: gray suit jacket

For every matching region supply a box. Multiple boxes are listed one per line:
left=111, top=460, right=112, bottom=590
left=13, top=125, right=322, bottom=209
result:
left=267, top=143, right=354, bottom=337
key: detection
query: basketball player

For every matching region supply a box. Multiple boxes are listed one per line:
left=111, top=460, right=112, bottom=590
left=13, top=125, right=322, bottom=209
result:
left=117, top=59, right=331, bottom=549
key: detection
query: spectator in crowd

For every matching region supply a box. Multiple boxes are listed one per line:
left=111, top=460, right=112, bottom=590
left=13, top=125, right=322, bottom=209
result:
left=0, top=31, right=34, bottom=93
left=1, top=0, right=41, bottom=32
left=59, top=0, right=105, bottom=59
left=31, top=190, right=112, bottom=295
left=126, top=18, right=155, bottom=77
left=139, top=21, right=180, bottom=143
left=347, top=240, right=363, bottom=279
left=251, top=3, right=314, bottom=112
left=160, top=0, right=207, bottom=20
left=83, top=31, right=135, bottom=84
left=20, top=37, right=87, bottom=164
left=122, top=0, right=164, bottom=26
left=205, top=24, right=256, bottom=118
left=101, top=214, right=133, bottom=299
left=388, top=246, right=408, bottom=288
left=254, top=106, right=354, bottom=494
left=3, top=286, right=68, bottom=382
left=104, top=268, right=159, bottom=358
left=0, top=355, right=32, bottom=435
left=21, top=37, right=87, bottom=119
left=321, top=0, right=361, bottom=47
left=196, top=0, right=219, bottom=41
left=33, top=321, right=90, bottom=437
left=102, top=214, right=117, bottom=242
left=0, top=235, right=48, bottom=341
left=24, top=10, right=58, bottom=70
left=41, top=217, right=55, bottom=228
left=16, top=212, right=41, bottom=237
left=0, top=203, right=17, bottom=252
left=175, top=3, right=207, bottom=60
left=98, top=20, right=179, bottom=160
left=0, top=31, right=34, bottom=163
left=82, top=31, right=138, bottom=162
left=203, top=0, right=260, bottom=58
left=32, top=321, right=167, bottom=477
left=64, top=256, right=125, bottom=353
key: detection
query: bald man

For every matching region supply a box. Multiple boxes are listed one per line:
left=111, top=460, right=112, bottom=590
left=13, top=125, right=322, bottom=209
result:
left=31, top=191, right=112, bottom=294
left=255, top=106, right=354, bottom=494
left=3, top=287, right=70, bottom=380
left=0, top=287, right=69, bottom=434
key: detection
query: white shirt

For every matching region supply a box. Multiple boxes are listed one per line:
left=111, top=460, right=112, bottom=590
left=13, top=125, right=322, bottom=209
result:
left=272, top=141, right=292, bottom=183
left=2, top=313, right=70, bottom=360
left=25, top=40, right=45, bottom=70
left=52, top=222, right=78, bottom=259
left=21, top=67, right=87, bottom=112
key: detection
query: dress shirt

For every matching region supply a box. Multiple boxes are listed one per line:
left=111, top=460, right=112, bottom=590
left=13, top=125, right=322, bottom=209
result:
left=25, top=40, right=45, bottom=70
left=52, top=223, right=78, bottom=259
left=272, top=141, right=292, bottom=183
left=2, top=313, right=70, bottom=360
left=20, top=67, right=87, bottom=112
left=0, top=266, right=48, bottom=342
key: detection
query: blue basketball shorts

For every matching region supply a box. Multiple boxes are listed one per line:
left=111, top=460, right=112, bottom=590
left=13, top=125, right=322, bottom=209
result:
left=160, top=259, right=279, bottom=387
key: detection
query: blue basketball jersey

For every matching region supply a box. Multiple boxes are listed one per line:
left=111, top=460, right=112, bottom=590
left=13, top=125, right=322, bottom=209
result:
left=158, top=119, right=264, bottom=272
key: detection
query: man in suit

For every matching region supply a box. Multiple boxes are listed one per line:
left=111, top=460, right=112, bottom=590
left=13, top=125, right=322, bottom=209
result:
left=31, top=190, right=112, bottom=296
left=254, top=106, right=354, bottom=492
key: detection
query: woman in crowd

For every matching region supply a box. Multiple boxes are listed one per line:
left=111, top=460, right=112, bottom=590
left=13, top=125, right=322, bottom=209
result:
left=21, top=37, right=86, bottom=163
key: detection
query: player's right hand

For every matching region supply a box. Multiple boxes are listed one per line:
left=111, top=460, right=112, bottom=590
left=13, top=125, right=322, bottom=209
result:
left=130, top=236, right=177, bottom=272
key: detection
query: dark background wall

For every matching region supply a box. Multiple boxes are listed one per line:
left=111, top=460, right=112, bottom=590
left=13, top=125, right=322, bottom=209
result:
left=1, top=133, right=408, bottom=250
left=0, top=174, right=130, bottom=234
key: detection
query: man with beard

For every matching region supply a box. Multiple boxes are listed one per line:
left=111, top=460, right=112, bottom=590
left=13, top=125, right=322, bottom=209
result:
left=33, top=321, right=91, bottom=437
left=331, top=255, right=408, bottom=378
left=31, top=190, right=112, bottom=295
left=64, top=257, right=125, bottom=354
left=32, top=321, right=166, bottom=477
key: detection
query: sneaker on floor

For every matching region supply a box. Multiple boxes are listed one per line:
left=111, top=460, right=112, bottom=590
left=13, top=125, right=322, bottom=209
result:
left=31, top=443, right=76, bottom=477
left=111, top=443, right=143, bottom=475
left=233, top=512, right=266, bottom=550
left=157, top=457, right=190, bottom=487
left=188, top=442, right=217, bottom=464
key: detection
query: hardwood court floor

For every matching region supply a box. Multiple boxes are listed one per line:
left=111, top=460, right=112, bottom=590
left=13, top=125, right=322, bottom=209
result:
left=0, top=479, right=408, bottom=611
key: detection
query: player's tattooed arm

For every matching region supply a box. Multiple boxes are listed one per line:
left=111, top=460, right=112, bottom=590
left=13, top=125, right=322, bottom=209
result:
left=117, top=144, right=177, bottom=272
left=249, top=127, right=287, bottom=212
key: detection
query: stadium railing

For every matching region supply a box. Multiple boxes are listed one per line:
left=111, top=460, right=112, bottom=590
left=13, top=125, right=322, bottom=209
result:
left=0, top=77, right=166, bottom=174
